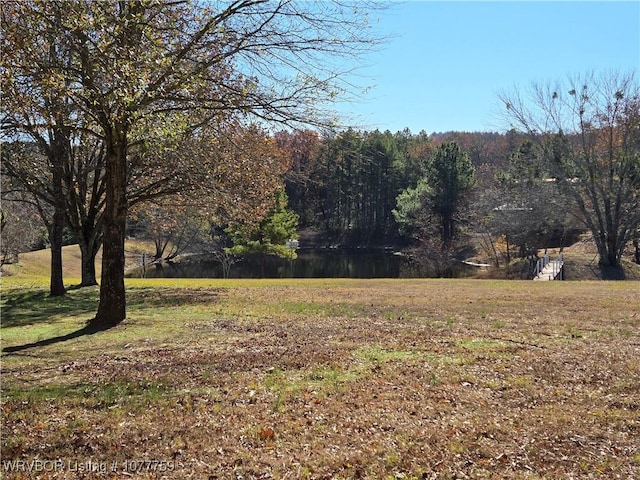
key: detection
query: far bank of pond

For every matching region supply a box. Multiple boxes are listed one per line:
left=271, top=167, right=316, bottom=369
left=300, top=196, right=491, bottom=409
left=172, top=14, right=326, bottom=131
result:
left=126, top=249, right=438, bottom=279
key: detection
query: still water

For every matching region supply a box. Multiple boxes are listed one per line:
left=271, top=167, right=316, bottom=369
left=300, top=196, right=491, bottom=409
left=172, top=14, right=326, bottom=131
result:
left=128, top=249, right=421, bottom=279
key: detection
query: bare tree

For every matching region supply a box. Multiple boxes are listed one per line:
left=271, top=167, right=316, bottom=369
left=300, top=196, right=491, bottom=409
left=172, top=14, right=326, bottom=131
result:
left=500, top=71, right=640, bottom=269
left=65, top=133, right=106, bottom=286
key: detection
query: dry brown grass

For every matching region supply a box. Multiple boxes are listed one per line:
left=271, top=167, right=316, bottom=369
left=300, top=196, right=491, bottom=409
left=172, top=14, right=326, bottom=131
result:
left=1, top=278, right=639, bottom=479
left=1, top=240, right=156, bottom=280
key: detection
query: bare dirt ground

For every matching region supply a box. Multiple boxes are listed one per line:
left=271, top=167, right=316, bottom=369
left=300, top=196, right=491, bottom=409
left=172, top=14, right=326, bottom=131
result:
left=1, top=279, right=639, bottom=479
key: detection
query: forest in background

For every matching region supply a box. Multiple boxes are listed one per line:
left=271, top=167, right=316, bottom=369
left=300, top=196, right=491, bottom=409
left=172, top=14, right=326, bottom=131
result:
left=2, top=2, right=637, bottom=332
left=278, top=128, right=525, bottom=245
left=2, top=126, right=593, bottom=278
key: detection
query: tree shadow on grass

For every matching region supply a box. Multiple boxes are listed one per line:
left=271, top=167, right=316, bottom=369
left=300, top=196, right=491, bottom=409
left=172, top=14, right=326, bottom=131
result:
left=1, top=285, right=221, bottom=354
left=2, top=323, right=108, bottom=354
left=0, top=286, right=99, bottom=328
left=1, top=285, right=105, bottom=354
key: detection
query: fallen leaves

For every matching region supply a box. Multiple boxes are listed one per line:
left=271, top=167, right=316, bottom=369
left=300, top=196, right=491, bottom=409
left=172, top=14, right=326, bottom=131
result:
left=258, top=426, right=275, bottom=441
left=2, top=280, right=639, bottom=478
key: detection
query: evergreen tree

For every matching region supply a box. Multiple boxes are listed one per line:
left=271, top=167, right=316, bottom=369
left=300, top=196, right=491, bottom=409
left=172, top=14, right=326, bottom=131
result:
left=426, top=142, right=475, bottom=248
left=227, top=190, right=300, bottom=259
left=394, top=141, right=475, bottom=249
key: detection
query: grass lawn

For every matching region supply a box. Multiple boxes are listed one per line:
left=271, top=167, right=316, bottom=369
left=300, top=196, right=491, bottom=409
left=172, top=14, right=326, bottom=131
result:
left=1, top=274, right=639, bottom=479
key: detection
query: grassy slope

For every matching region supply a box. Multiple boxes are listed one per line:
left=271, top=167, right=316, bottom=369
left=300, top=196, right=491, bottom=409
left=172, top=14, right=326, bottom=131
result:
left=1, top=240, right=155, bottom=281
left=1, top=245, right=639, bottom=478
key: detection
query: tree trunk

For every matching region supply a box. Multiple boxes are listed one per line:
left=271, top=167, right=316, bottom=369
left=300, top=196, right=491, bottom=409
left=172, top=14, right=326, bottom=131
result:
left=78, top=238, right=99, bottom=287
left=67, top=163, right=104, bottom=288
left=606, top=237, right=620, bottom=268
left=89, top=138, right=127, bottom=329
left=441, top=214, right=454, bottom=249
left=49, top=158, right=66, bottom=297
left=595, top=233, right=622, bottom=269
left=49, top=205, right=66, bottom=297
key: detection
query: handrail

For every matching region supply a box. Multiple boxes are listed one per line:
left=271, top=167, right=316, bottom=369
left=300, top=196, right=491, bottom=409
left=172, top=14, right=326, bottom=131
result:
left=534, top=252, right=564, bottom=280
left=534, top=253, right=550, bottom=277
left=552, top=253, right=564, bottom=279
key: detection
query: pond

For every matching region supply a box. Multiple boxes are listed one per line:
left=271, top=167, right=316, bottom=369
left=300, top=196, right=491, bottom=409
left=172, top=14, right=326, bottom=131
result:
left=127, top=249, right=423, bottom=279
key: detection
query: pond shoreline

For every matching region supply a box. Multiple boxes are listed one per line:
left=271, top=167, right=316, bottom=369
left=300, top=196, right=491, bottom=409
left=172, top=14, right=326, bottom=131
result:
left=126, top=248, right=423, bottom=279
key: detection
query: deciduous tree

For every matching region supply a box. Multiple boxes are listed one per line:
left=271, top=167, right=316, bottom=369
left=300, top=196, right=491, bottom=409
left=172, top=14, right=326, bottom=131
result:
left=132, top=121, right=288, bottom=262
left=1, top=3, right=77, bottom=295
left=276, top=130, right=323, bottom=227
left=500, top=71, right=640, bottom=269
left=2, top=0, right=380, bottom=328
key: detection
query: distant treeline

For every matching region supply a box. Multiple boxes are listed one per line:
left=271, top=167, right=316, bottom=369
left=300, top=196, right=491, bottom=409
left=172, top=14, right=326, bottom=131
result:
left=276, top=128, right=528, bottom=246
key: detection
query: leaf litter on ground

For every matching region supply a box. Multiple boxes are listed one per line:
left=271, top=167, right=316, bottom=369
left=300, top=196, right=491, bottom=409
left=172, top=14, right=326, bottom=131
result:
left=1, top=279, right=639, bottom=479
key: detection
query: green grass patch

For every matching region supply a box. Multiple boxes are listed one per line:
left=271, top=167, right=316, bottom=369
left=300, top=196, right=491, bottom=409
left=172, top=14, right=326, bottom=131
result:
left=353, top=345, right=420, bottom=364
left=264, top=365, right=361, bottom=412
left=426, top=354, right=468, bottom=366
left=270, top=300, right=364, bottom=317
left=0, top=285, right=100, bottom=328
left=4, top=381, right=169, bottom=409
left=305, top=365, right=361, bottom=387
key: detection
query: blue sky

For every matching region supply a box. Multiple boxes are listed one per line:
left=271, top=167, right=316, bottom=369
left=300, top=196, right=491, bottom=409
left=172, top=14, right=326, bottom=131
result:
left=336, top=1, right=640, bottom=133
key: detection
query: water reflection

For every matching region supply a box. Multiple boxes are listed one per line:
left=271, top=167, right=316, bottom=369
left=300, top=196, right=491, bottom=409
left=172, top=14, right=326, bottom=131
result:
left=127, top=249, right=421, bottom=279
